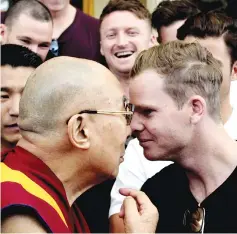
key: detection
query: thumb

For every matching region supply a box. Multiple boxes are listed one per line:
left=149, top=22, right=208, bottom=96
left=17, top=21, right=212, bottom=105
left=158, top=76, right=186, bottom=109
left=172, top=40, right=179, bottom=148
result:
left=123, top=196, right=140, bottom=218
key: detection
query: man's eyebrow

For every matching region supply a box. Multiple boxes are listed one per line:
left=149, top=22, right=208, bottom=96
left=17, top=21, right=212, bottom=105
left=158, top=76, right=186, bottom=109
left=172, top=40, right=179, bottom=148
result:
left=134, top=104, right=157, bottom=110
left=16, top=36, right=32, bottom=41
left=1, top=87, right=10, bottom=92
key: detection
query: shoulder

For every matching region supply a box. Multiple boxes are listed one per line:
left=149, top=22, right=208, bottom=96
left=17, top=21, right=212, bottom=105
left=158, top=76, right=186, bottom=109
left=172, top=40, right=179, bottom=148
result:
left=141, top=163, right=186, bottom=200
left=2, top=213, right=47, bottom=233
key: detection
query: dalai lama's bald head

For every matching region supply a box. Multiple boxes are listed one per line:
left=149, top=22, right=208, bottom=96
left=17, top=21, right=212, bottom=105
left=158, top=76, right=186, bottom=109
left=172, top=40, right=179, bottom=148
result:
left=18, top=56, right=131, bottom=181
left=19, top=57, right=123, bottom=134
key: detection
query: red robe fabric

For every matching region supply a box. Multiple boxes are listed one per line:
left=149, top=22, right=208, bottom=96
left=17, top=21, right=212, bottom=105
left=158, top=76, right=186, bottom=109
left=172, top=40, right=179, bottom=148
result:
left=1, top=146, right=90, bottom=233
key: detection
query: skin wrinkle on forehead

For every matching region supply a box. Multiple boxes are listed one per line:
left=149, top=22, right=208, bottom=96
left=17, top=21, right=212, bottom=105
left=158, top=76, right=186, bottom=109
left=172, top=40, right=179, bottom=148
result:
left=19, top=57, right=123, bottom=135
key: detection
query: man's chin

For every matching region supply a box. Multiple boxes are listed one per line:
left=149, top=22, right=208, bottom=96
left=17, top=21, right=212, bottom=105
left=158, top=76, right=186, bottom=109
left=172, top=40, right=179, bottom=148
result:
left=2, top=135, right=21, bottom=146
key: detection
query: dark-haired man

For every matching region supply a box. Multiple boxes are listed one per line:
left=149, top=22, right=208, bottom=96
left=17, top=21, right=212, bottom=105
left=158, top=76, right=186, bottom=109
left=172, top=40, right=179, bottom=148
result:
left=0, top=0, right=53, bottom=60
left=1, top=44, right=43, bottom=153
left=152, top=0, right=199, bottom=43
left=177, top=11, right=237, bottom=140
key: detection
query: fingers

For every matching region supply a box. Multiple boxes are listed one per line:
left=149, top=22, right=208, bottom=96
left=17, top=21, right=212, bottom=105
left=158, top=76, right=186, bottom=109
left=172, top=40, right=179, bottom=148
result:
left=123, top=196, right=140, bottom=218
left=119, top=201, right=125, bottom=218
left=119, top=188, right=151, bottom=207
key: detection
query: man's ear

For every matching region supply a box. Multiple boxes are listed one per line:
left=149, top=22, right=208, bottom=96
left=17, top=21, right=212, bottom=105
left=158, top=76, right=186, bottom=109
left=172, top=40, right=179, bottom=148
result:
left=188, top=95, right=206, bottom=125
left=67, top=114, right=90, bottom=149
left=0, top=24, right=7, bottom=44
left=231, top=61, right=237, bottom=81
left=100, top=41, right=105, bottom=56
left=149, top=29, right=158, bottom=47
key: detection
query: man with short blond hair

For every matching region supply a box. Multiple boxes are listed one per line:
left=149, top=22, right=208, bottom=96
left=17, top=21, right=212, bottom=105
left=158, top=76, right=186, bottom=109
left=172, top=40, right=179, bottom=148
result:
left=100, top=0, right=156, bottom=96
left=130, top=41, right=237, bottom=232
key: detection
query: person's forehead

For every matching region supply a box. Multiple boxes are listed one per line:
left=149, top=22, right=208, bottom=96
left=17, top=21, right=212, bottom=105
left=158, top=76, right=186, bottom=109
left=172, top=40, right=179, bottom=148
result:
left=130, top=69, right=165, bottom=103
left=101, top=11, right=149, bottom=31
left=185, top=36, right=230, bottom=62
left=1, top=65, right=33, bottom=88
left=11, top=13, right=53, bottom=38
left=160, top=20, right=186, bottom=43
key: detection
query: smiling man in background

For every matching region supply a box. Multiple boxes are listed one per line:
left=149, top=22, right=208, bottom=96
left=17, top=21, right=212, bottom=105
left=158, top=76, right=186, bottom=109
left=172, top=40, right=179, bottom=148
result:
left=99, top=0, right=156, bottom=97
left=0, top=0, right=53, bottom=61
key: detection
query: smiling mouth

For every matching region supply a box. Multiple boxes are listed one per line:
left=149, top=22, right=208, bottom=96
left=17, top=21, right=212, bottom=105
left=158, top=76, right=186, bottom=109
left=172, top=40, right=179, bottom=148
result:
left=114, top=51, right=135, bottom=58
left=6, top=123, right=18, bottom=128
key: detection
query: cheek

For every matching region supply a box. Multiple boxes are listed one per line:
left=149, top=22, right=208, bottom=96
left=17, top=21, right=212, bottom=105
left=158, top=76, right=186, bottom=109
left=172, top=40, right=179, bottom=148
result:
left=1, top=103, right=9, bottom=118
left=102, top=42, right=113, bottom=53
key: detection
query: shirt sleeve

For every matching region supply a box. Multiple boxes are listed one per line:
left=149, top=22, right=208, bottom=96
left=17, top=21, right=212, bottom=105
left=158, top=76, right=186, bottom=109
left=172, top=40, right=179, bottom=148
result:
left=109, top=139, right=171, bottom=217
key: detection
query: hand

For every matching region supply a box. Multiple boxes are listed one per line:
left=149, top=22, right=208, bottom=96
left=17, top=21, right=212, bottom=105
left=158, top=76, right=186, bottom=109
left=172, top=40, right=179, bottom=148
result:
left=119, top=188, right=158, bottom=233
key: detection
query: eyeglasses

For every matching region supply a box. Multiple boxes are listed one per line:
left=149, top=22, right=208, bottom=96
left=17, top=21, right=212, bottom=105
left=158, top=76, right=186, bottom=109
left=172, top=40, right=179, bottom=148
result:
left=67, top=96, right=134, bottom=126
left=183, top=206, right=205, bottom=233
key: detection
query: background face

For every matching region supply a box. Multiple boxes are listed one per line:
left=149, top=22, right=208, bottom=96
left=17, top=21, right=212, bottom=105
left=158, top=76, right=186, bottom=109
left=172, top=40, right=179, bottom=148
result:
left=38, top=0, right=70, bottom=12
left=185, top=36, right=232, bottom=100
left=3, top=14, right=52, bottom=61
left=129, top=69, right=192, bottom=161
left=100, top=11, right=152, bottom=76
left=1, top=65, right=34, bottom=146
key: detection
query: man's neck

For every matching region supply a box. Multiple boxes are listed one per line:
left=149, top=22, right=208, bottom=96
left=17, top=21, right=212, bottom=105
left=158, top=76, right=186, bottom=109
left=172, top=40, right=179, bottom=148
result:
left=110, top=68, right=130, bottom=97
left=50, top=4, right=76, bottom=39
left=221, top=95, right=233, bottom=124
left=1, top=139, right=15, bottom=152
left=177, top=121, right=237, bottom=203
left=17, top=138, right=105, bottom=206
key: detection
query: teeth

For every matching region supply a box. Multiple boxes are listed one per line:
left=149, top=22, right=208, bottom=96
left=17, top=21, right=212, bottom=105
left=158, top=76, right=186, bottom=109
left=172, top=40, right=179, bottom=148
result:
left=115, top=51, right=134, bottom=58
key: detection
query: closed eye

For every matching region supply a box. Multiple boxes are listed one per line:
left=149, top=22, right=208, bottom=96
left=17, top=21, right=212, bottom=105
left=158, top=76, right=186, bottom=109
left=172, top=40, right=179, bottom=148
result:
left=142, top=109, right=154, bottom=117
left=20, top=39, right=31, bottom=45
left=39, top=43, right=50, bottom=48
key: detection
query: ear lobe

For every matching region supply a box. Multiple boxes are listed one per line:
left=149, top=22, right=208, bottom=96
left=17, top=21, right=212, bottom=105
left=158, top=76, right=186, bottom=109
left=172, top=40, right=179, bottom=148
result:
left=67, top=114, right=90, bottom=149
left=188, top=96, right=205, bottom=124
left=231, top=61, right=237, bottom=81
left=100, top=42, right=105, bottom=56
left=150, top=29, right=158, bottom=47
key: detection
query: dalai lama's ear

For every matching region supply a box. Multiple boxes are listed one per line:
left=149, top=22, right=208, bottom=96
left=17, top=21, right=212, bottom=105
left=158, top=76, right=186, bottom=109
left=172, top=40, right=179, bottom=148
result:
left=67, top=114, right=90, bottom=149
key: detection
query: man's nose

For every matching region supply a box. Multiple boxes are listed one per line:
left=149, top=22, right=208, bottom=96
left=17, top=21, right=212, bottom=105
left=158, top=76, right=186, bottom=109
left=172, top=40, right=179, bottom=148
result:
left=130, top=112, right=144, bottom=133
left=9, top=95, right=21, bottom=117
left=28, top=44, right=38, bottom=54
left=116, top=33, right=128, bottom=47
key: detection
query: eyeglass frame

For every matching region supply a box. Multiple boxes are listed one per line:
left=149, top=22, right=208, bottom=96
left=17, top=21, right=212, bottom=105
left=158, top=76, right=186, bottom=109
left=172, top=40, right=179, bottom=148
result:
left=78, top=109, right=133, bottom=125
left=67, top=96, right=134, bottom=125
